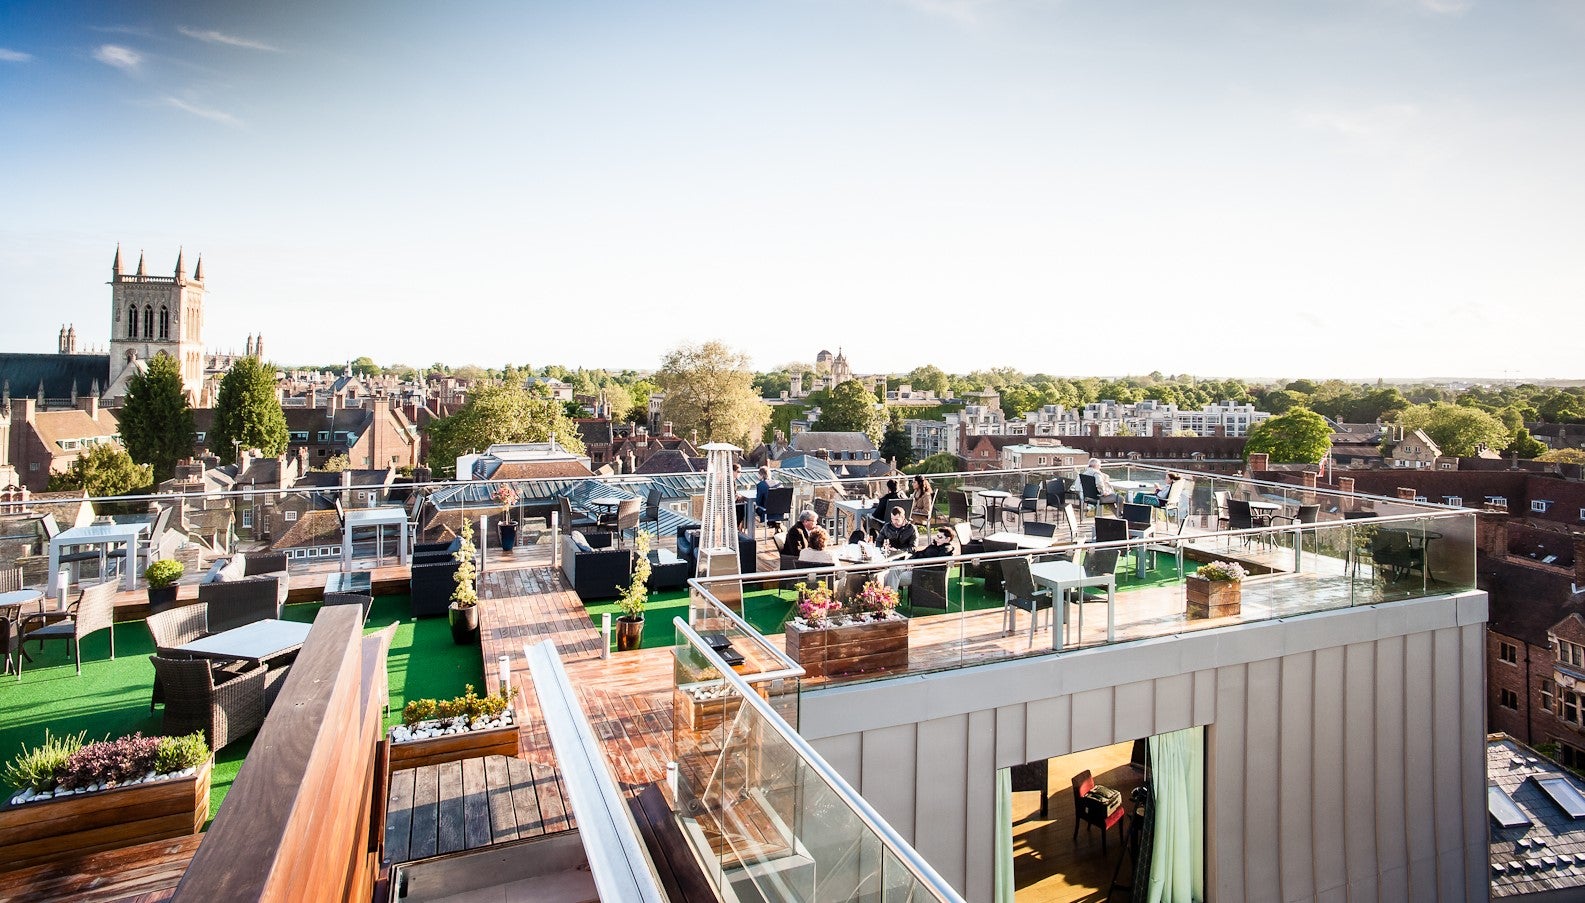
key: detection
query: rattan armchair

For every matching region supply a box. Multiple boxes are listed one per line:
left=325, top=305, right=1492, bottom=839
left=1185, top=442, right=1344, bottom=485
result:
left=323, top=592, right=373, bottom=622
left=18, top=580, right=117, bottom=678
left=149, top=654, right=268, bottom=750
left=145, top=606, right=210, bottom=710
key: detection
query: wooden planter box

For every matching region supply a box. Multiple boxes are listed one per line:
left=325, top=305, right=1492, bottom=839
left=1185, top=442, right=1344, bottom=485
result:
left=387, top=724, right=520, bottom=772
left=1186, top=576, right=1242, bottom=619
left=785, top=616, right=909, bottom=679
left=0, top=756, right=211, bottom=871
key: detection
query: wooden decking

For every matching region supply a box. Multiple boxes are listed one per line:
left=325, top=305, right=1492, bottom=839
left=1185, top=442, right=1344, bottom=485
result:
left=0, top=835, right=198, bottom=903
left=383, top=755, right=571, bottom=863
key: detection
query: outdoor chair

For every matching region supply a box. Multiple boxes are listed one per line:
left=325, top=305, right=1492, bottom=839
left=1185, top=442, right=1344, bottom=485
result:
left=201, top=578, right=283, bottom=634
left=1078, top=473, right=1108, bottom=518
left=557, top=495, right=598, bottom=533
left=1081, top=548, right=1122, bottom=603
left=149, top=654, right=267, bottom=751
left=1023, top=521, right=1057, bottom=541
left=0, top=618, right=16, bottom=677
left=1226, top=499, right=1273, bottom=550
left=908, top=565, right=951, bottom=614
left=0, top=566, right=22, bottom=593
left=1072, top=769, right=1125, bottom=854
left=324, top=592, right=374, bottom=622
left=1043, top=479, right=1072, bottom=523
left=1058, top=505, right=1081, bottom=543
left=761, top=486, right=795, bottom=539
left=1010, top=485, right=1041, bottom=529
left=1093, top=516, right=1129, bottom=545
left=642, top=485, right=663, bottom=536
left=598, top=498, right=643, bottom=548
left=1000, top=557, right=1053, bottom=648
left=145, top=605, right=211, bottom=709
left=18, top=580, right=118, bottom=678
left=1370, top=530, right=1425, bottom=583
left=947, top=489, right=984, bottom=530
left=1212, top=491, right=1231, bottom=531
left=1272, top=503, right=1321, bottom=555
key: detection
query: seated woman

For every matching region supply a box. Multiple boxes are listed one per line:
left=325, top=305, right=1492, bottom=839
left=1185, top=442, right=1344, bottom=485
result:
left=847, top=527, right=870, bottom=545
left=1148, top=472, right=1182, bottom=507
left=910, top=475, right=935, bottom=525
left=798, top=527, right=841, bottom=566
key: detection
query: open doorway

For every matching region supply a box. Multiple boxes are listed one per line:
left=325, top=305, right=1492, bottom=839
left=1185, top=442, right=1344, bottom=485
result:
left=997, top=726, right=1204, bottom=903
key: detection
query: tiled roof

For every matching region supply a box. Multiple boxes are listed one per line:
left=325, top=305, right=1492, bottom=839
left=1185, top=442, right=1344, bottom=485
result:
left=1481, top=552, right=1582, bottom=647
left=792, top=432, right=879, bottom=454
left=271, top=509, right=342, bottom=551
left=634, top=449, right=699, bottom=474
left=1489, top=735, right=1585, bottom=897
left=29, top=408, right=120, bottom=449
left=487, top=460, right=595, bottom=480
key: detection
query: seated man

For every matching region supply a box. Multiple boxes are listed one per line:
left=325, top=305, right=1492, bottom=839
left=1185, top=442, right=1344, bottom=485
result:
left=873, top=506, right=918, bottom=553
left=1081, top=460, right=1120, bottom=506
left=782, top=510, right=817, bottom=557
left=884, top=525, right=957, bottom=590
left=874, top=479, right=906, bottom=523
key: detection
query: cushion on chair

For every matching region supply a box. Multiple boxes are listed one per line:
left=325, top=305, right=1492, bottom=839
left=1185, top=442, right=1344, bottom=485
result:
left=570, top=531, right=594, bottom=554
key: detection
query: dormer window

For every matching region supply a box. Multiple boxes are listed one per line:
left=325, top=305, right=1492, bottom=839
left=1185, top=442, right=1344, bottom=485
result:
left=1488, top=495, right=1508, bottom=508
left=1445, top=496, right=1462, bottom=507
left=1533, top=500, right=1552, bottom=513
left=1560, top=639, right=1585, bottom=668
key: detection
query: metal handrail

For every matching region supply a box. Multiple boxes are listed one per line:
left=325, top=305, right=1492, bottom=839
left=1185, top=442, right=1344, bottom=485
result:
left=525, top=640, right=668, bottom=903
left=672, top=617, right=968, bottom=903
left=680, top=579, right=805, bottom=682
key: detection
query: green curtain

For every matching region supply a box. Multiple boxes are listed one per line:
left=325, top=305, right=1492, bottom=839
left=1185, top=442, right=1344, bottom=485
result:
left=994, top=767, right=1015, bottom=903
left=1146, top=726, right=1205, bottom=903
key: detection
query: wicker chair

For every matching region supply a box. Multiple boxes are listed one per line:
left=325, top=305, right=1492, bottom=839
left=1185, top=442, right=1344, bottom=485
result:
left=323, top=592, right=373, bottom=622
left=145, top=606, right=210, bottom=710
left=0, top=566, right=23, bottom=593
left=18, top=580, right=117, bottom=678
left=149, top=654, right=267, bottom=751
left=200, top=579, right=283, bottom=633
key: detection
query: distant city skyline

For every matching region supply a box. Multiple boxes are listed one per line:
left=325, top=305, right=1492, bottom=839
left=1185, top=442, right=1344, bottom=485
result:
left=2, top=1, right=1582, bottom=379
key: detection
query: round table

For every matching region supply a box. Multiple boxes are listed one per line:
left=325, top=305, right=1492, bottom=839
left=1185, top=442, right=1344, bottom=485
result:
left=0, top=588, right=45, bottom=616
left=978, top=490, right=1014, bottom=529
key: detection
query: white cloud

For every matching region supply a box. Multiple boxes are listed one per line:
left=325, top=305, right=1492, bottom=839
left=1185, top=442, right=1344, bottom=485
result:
left=164, top=96, right=243, bottom=127
left=94, top=44, right=142, bottom=71
left=0, top=48, right=32, bottom=62
left=177, top=26, right=280, bottom=53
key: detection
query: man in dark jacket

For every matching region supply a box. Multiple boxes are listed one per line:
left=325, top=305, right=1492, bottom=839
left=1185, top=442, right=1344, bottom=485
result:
left=782, top=510, right=817, bottom=556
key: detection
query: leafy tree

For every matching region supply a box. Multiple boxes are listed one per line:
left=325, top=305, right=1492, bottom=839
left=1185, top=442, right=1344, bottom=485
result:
left=425, top=383, right=587, bottom=478
left=1537, top=448, right=1585, bottom=465
left=316, top=453, right=351, bottom=472
left=118, top=353, right=194, bottom=482
left=654, top=341, right=770, bottom=447
left=906, top=452, right=962, bottom=475
left=1285, top=379, right=1319, bottom=395
left=878, top=411, right=915, bottom=468
left=754, top=371, right=792, bottom=398
left=1261, top=389, right=1306, bottom=414
left=815, top=379, right=886, bottom=443
left=211, top=357, right=288, bottom=465
left=1539, top=393, right=1585, bottom=423
left=1244, top=408, right=1332, bottom=464
left=1398, top=404, right=1511, bottom=457
left=349, top=356, right=381, bottom=376
left=47, top=444, right=152, bottom=497
left=905, top=365, right=951, bottom=397
left=1510, top=429, right=1548, bottom=459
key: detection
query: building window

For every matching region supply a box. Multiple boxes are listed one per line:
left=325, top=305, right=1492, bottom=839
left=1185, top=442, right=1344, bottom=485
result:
left=284, top=510, right=298, bottom=522
left=1565, top=691, right=1581, bottom=724
left=1543, top=680, right=1555, bottom=713
left=1446, top=496, right=1463, bottom=507
left=1560, top=741, right=1585, bottom=770
left=159, top=306, right=169, bottom=339
left=1559, top=640, right=1585, bottom=668
left=1500, top=642, right=1518, bottom=664
left=241, top=509, right=253, bottom=528
left=1501, top=689, right=1519, bottom=710
left=1487, top=496, right=1508, bottom=508
left=1533, top=500, right=1552, bottom=513
left=195, top=432, right=205, bottom=443
left=128, top=306, right=137, bottom=338
left=1439, top=462, right=1455, bottom=470
left=143, top=306, right=153, bottom=338
left=318, top=431, right=330, bottom=442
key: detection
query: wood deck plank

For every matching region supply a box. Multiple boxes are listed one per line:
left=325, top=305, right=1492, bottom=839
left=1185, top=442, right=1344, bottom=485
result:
left=407, top=765, right=440, bottom=861
left=383, top=766, right=416, bottom=865
left=434, top=761, right=467, bottom=856
left=482, top=754, right=520, bottom=843
left=460, top=756, right=492, bottom=850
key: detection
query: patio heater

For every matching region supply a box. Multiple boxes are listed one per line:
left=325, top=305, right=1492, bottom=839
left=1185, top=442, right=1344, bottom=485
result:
left=697, top=442, right=742, bottom=581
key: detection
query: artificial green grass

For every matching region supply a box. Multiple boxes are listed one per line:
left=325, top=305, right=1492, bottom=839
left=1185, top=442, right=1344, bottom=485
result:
left=0, top=594, right=484, bottom=826
left=583, top=553, right=1188, bottom=650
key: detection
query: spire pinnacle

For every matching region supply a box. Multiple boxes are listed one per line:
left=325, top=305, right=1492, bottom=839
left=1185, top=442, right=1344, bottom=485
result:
left=175, top=246, right=185, bottom=278
left=136, top=250, right=147, bottom=276
left=193, top=254, right=204, bottom=281
left=112, top=243, right=123, bottom=276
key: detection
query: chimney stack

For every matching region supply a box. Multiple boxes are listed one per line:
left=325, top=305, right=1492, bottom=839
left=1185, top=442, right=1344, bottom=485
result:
left=77, top=395, right=99, bottom=419
left=1395, top=487, right=1418, bottom=500
left=1247, top=452, right=1269, bottom=474
left=1477, top=510, right=1510, bottom=559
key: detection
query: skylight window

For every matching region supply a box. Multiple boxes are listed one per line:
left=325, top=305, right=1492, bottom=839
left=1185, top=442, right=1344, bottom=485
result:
left=1533, top=775, right=1585, bottom=819
left=1489, top=785, right=1530, bottom=828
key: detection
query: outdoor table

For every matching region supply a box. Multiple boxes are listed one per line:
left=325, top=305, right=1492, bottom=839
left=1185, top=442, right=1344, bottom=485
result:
left=1375, top=527, right=1445, bottom=582
left=834, top=499, right=875, bottom=537
left=978, top=490, right=1014, bottom=530
left=981, top=531, right=1057, bottom=551
left=1029, top=559, right=1116, bottom=651
left=0, top=589, right=45, bottom=616
left=1112, top=480, right=1159, bottom=505
left=48, top=523, right=148, bottom=594
left=325, top=571, right=372, bottom=595
left=173, top=618, right=313, bottom=665
left=342, top=507, right=410, bottom=570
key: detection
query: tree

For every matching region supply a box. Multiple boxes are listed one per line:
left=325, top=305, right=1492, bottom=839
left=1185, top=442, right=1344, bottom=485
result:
left=654, top=341, right=770, bottom=448
left=1398, top=404, right=1511, bottom=457
left=316, top=453, right=351, bottom=472
left=906, top=452, right=962, bottom=475
left=424, top=383, right=587, bottom=478
left=878, top=411, right=915, bottom=468
left=1537, top=448, right=1585, bottom=465
left=211, top=357, right=288, bottom=465
left=905, top=365, right=951, bottom=397
left=1244, top=408, right=1332, bottom=464
left=349, top=356, right=381, bottom=376
left=47, top=444, right=152, bottom=497
left=118, top=353, right=194, bottom=482
left=1261, top=389, right=1306, bottom=414
left=815, top=379, right=886, bottom=443
left=1510, top=428, right=1548, bottom=459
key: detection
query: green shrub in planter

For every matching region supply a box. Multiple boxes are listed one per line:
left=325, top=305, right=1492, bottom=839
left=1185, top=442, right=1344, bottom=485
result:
left=143, top=559, right=185, bottom=589
left=2, top=731, right=86, bottom=793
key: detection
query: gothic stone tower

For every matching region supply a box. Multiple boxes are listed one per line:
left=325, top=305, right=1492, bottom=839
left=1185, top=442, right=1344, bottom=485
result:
left=106, top=245, right=205, bottom=401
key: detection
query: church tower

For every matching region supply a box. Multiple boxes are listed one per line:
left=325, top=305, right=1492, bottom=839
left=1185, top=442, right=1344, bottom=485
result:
left=106, top=245, right=206, bottom=401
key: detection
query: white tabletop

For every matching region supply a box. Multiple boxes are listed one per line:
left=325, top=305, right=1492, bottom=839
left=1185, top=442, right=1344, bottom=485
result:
left=978, top=489, right=1013, bottom=499
left=982, top=531, right=1057, bottom=550
left=343, top=506, right=408, bottom=527
left=53, top=522, right=148, bottom=543
left=175, top=618, right=313, bottom=662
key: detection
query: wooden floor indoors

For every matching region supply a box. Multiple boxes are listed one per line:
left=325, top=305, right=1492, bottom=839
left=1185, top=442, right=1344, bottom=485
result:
left=1013, top=741, right=1145, bottom=903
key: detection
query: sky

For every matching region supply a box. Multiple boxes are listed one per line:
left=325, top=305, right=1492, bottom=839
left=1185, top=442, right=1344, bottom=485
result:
left=1, top=0, right=1582, bottom=381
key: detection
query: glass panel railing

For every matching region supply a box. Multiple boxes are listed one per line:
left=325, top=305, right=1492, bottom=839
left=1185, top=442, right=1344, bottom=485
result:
left=672, top=619, right=966, bottom=903
left=685, top=507, right=1477, bottom=689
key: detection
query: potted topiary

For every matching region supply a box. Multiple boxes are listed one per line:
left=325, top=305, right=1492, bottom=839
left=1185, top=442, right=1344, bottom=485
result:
left=448, top=521, right=480, bottom=645
left=1186, top=560, right=1247, bottom=619
left=143, top=559, right=184, bottom=614
left=493, top=484, right=519, bottom=552
left=614, top=532, right=652, bottom=652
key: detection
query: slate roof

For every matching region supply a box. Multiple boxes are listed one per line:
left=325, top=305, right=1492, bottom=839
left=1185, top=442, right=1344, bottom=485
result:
left=271, top=510, right=343, bottom=551
left=1481, top=552, right=1582, bottom=647
left=0, top=353, right=111, bottom=404
left=791, top=432, right=879, bottom=454
left=634, top=449, right=701, bottom=474
left=1488, top=734, right=1585, bottom=897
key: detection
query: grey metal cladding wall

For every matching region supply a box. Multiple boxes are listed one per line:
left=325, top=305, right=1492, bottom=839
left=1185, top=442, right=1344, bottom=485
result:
left=804, top=591, right=1489, bottom=903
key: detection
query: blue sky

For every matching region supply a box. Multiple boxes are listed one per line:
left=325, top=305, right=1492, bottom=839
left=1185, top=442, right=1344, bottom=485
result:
left=2, top=0, right=1582, bottom=379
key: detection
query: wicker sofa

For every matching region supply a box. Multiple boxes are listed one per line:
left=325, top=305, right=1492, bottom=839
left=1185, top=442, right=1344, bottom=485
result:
left=199, top=552, right=288, bottom=632
left=561, top=531, right=633, bottom=601
left=409, top=539, right=469, bottom=618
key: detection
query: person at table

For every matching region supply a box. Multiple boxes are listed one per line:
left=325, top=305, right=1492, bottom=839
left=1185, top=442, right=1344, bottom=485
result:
left=1150, top=473, right=1182, bottom=507
left=875, top=479, right=906, bottom=521
left=848, top=527, right=871, bottom=545
left=874, top=506, right=918, bottom=553
left=1081, top=459, right=1120, bottom=506
left=910, top=475, right=935, bottom=525
left=798, top=527, right=840, bottom=566
left=883, top=525, right=957, bottom=590
left=782, top=510, right=817, bottom=557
